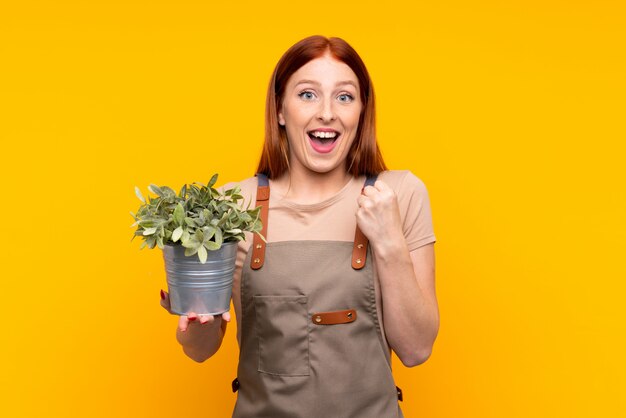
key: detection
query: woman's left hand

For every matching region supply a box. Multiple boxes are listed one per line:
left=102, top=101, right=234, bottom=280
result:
left=356, top=180, right=404, bottom=245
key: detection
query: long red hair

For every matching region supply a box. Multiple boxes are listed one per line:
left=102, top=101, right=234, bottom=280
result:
left=256, top=35, right=387, bottom=178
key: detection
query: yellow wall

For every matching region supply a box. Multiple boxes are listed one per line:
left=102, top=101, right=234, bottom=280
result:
left=1, top=1, right=624, bottom=417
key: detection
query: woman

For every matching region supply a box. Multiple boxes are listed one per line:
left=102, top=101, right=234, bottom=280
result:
left=160, top=35, right=439, bottom=418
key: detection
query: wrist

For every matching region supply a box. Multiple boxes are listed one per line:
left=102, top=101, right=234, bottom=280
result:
left=370, top=232, right=408, bottom=261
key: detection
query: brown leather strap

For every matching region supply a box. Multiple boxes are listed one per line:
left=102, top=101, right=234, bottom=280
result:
left=351, top=226, right=369, bottom=269
left=352, top=174, right=378, bottom=270
left=311, top=309, right=357, bottom=325
left=250, top=174, right=269, bottom=270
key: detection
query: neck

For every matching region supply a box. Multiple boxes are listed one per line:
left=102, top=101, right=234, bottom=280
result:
left=273, top=167, right=353, bottom=205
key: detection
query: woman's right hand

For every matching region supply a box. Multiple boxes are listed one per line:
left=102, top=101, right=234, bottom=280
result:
left=160, top=289, right=231, bottom=332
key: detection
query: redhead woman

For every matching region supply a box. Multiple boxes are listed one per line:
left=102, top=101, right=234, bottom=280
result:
left=160, top=35, right=439, bottom=418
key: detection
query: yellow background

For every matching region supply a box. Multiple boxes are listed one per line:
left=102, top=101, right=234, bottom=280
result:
left=1, top=1, right=624, bottom=417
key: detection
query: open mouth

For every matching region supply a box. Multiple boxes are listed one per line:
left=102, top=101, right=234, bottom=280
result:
left=307, top=129, right=341, bottom=153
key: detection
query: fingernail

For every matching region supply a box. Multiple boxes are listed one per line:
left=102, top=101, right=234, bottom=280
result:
left=160, top=289, right=165, bottom=300
left=188, top=316, right=197, bottom=322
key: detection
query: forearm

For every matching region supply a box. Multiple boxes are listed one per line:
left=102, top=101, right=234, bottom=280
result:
left=373, top=238, right=439, bottom=366
left=176, top=319, right=226, bottom=363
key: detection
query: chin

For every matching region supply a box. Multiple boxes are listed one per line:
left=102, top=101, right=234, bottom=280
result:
left=304, top=161, right=346, bottom=175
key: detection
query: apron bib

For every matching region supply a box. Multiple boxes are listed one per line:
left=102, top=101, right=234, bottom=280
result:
left=232, top=175, right=403, bottom=418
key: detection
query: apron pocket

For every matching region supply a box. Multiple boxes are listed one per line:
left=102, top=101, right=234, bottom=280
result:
left=254, top=295, right=310, bottom=376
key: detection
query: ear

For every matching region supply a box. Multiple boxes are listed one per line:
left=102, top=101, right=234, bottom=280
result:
left=278, top=111, right=285, bottom=126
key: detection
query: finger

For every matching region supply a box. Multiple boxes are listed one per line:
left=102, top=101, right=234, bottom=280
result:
left=198, top=314, right=215, bottom=325
left=178, top=315, right=190, bottom=332
left=222, top=311, right=231, bottom=322
left=357, top=195, right=375, bottom=210
left=374, top=179, right=389, bottom=191
left=160, top=289, right=172, bottom=313
left=362, top=185, right=377, bottom=197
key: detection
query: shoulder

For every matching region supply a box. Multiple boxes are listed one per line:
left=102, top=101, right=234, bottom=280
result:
left=377, top=170, right=429, bottom=197
left=219, top=175, right=260, bottom=254
left=379, top=170, right=436, bottom=249
left=219, top=175, right=259, bottom=203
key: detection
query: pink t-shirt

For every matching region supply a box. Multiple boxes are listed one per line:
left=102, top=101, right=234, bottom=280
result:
left=222, top=170, right=436, bottom=347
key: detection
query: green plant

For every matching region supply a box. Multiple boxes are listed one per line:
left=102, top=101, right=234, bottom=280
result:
left=131, top=174, right=263, bottom=263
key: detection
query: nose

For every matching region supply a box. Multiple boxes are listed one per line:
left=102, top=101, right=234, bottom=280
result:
left=317, top=97, right=336, bottom=122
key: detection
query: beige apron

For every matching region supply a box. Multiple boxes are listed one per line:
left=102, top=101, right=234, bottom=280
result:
left=232, top=174, right=403, bottom=418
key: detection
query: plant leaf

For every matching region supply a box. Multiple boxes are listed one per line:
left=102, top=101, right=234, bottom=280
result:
left=148, top=184, right=164, bottom=196
left=135, top=186, right=146, bottom=203
left=162, top=186, right=176, bottom=196
left=181, top=238, right=197, bottom=248
left=208, top=173, right=218, bottom=188
left=181, top=229, right=190, bottom=244
left=173, top=203, right=185, bottom=225
left=214, top=227, right=223, bottom=245
left=197, top=245, right=208, bottom=263
left=202, top=226, right=216, bottom=242
left=204, top=241, right=221, bottom=251
left=172, top=226, right=183, bottom=242
left=143, top=227, right=157, bottom=236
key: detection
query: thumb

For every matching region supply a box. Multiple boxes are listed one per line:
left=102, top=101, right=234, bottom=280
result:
left=221, top=311, right=231, bottom=322
left=159, top=289, right=173, bottom=314
left=178, top=315, right=190, bottom=332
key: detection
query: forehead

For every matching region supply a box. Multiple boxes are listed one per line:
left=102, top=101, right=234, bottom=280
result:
left=287, top=54, right=359, bottom=89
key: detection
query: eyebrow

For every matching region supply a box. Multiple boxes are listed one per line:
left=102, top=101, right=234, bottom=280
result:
left=294, top=79, right=358, bottom=89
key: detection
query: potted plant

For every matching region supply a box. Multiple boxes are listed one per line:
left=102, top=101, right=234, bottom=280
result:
left=131, top=173, right=263, bottom=315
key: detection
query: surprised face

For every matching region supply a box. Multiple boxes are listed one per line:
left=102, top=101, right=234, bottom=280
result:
left=278, top=52, right=363, bottom=178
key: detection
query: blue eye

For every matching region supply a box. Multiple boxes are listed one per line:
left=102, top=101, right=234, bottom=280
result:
left=298, top=91, right=316, bottom=101
left=338, top=93, right=354, bottom=103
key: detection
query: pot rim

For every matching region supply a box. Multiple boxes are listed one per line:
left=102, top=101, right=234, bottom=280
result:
left=163, top=240, right=239, bottom=248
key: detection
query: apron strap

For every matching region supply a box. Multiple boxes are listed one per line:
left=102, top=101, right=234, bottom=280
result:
left=352, top=174, right=378, bottom=270
left=250, top=173, right=269, bottom=270
left=251, top=173, right=379, bottom=270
